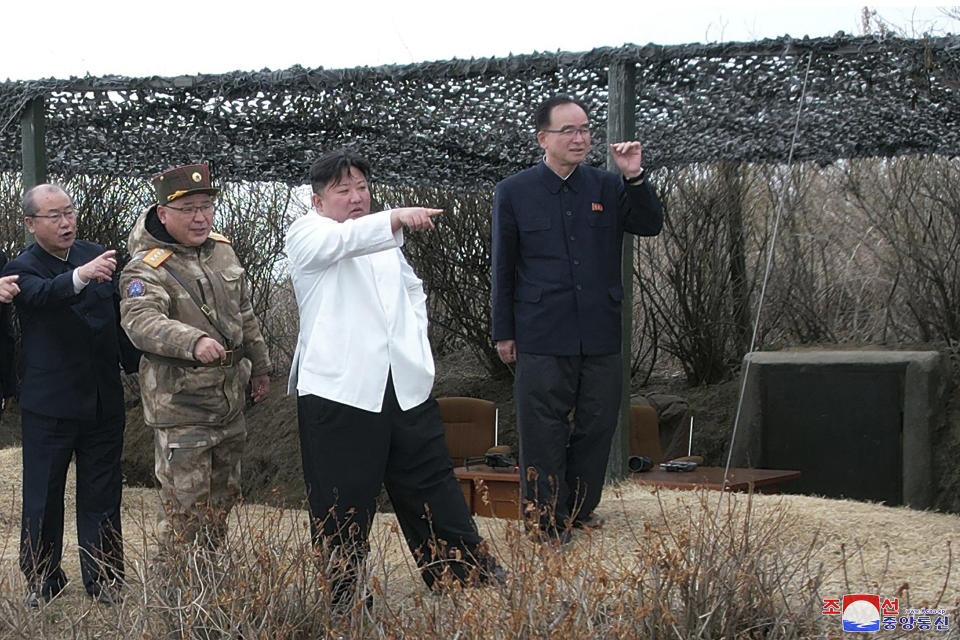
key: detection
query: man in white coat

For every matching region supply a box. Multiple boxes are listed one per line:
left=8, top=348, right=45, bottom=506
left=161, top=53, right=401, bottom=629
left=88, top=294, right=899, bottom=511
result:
left=285, top=149, right=503, bottom=607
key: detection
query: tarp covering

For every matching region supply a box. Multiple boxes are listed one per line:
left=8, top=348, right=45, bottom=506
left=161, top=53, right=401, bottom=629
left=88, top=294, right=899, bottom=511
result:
left=1, top=35, right=958, bottom=188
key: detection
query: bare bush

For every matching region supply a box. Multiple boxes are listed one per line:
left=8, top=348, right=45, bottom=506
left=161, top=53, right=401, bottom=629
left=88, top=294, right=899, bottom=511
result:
left=0, top=173, right=29, bottom=257
left=214, top=181, right=302, bottom=370
left=632, top=157, right=960, bottom=386
left=841, top=156, right=960, bottom=345
left=636, top=163, right=765, bottom=385
left=374, top=184, right=504, bottom=377
left=0, top=489, right=840, bottom=639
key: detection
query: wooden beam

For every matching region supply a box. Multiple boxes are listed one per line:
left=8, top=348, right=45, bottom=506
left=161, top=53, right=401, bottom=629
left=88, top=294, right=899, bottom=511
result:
left=21, top=97, right=48, bottom=190
left=606, top=60, right=636, bottom=482
left=21, top=97, right=47, bottom=244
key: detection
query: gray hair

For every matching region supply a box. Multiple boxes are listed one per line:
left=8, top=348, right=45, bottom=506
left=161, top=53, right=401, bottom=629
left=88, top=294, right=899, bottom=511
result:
left=22, top=184, right=70, bottom=217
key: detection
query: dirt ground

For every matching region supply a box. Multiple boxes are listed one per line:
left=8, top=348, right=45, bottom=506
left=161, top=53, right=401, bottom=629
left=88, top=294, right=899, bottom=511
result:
left=0, top=445, right=956, bottom=623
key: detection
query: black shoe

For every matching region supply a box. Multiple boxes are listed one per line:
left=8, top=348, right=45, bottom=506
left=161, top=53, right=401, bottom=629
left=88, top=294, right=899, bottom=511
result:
left=26, top=581, right=66, bottom=609
left=330, top=575, right=372, bottom=615
left=88, top=583, right=122, bottom=605
left=483, top=562, right=508, bottom=586
left=572, top=511, right=605, bottom=530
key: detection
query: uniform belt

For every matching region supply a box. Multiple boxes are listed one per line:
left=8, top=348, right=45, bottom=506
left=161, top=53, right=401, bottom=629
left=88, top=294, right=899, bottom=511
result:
left=145, top=345, right=246, bottom=369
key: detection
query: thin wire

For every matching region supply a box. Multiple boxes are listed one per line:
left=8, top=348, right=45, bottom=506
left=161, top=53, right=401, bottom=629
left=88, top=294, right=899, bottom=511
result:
left=714, top=52, right=814, bottom=520
left=0, top=95, right=33, bottom=138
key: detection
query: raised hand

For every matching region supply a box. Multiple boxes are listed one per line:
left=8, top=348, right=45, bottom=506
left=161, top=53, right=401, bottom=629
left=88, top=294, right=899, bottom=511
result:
left=77, top=250, right=117, bottom=284
left=390, top=208, right=443, bottom=232
left=609, top=141, right=644, bottom=179
left=0, top=275, right=19, bottom=303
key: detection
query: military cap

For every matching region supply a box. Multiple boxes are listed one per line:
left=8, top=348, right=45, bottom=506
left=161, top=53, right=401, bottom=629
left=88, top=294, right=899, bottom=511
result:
left=152, top=164, right=219, bottom=204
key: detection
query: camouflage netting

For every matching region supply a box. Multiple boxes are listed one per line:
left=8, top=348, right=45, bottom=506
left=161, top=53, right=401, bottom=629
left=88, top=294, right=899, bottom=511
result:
left=1, top=34, right=959, bottom=189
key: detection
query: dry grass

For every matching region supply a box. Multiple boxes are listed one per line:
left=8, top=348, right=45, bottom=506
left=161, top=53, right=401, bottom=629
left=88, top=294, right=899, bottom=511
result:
left=0, top=446, right=956, bottom=639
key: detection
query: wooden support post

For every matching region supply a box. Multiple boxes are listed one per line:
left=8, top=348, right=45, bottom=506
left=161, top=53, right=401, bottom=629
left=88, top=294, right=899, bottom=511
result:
left=606, top=60, right=636, bottom=481
left=21, top=97, right=48, bottom=190
left=21, top=97, right=47, bottom=243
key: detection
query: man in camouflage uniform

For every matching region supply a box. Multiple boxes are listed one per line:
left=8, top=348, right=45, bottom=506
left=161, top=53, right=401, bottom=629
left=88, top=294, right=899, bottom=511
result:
left=120, top=164, right=271, bottom=549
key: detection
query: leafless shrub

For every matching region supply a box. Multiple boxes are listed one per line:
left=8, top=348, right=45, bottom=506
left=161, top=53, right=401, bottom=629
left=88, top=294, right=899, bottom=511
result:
left=840, top=156, right=960, bottom=345
left=632, top=157, right=960, bottom=385
left=356, top=489, right=830, bottom=639
left=214, top=181, right=303, bottom=370
left=636, top=164, right=766, bottom=385
left=753, top=163, right=889, bottom=347
left=374, top=184, right=504, bottom=377
left=0, top=501, right=356, bottom=639
left=3, top=481, right=957, bottom=639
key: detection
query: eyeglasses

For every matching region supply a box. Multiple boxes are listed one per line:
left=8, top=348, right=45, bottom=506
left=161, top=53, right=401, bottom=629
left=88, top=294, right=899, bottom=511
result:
left=162, top=202, right=215, bottom=216
left=541, top=126, right=591, bottom=138
left=29, top=208, right=77, bottom=222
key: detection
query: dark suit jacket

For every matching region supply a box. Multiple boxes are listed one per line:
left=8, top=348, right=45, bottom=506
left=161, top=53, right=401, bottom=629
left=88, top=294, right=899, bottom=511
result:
left=0, top=251, right=15, bottom=399
left=491, top=161, right=663, bottom=356
left=2, top=241, right=140, bottom=421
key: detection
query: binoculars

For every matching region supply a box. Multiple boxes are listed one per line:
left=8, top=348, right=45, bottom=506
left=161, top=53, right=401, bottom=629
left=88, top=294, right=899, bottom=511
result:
left=627, top=455, right=653, bottom=472
left=628, top=455, right=702, bottom=472
left=484, top=452, right=517, bottom=468
left=465, top=446, right=518, bottom=469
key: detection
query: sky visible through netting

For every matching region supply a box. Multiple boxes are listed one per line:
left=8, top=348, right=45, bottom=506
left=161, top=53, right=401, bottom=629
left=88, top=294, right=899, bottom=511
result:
left=1, top=35, right=958, bottom=189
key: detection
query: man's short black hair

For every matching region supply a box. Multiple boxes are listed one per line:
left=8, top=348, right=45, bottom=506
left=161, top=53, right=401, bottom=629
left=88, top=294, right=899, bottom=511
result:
left=309, top=149, right=371, bottom=194
left=534, top=95, right=590, bottom=132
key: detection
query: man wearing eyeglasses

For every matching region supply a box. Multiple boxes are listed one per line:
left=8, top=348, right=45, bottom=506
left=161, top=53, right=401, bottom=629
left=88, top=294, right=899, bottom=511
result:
left=119, top=164, right=271, bottom=553
left=3, top=184, right=141, bottom=606
left=491, top=95, right=663, bottom=543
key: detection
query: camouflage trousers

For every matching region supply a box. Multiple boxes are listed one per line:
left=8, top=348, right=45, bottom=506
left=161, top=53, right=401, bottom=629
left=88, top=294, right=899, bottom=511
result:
left=154, top=415, right=246, bottom=550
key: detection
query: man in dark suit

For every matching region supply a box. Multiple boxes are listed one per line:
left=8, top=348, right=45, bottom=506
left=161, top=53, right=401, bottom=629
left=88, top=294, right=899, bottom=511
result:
left=0, top=254, right=20, bottom=408
left=3, top=184, right=140, bottom=606
left=491, top=95, right=663, bottom=542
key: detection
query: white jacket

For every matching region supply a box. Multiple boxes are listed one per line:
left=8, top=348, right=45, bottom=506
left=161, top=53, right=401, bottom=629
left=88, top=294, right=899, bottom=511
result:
left=285, top=210, right=434, bottom=412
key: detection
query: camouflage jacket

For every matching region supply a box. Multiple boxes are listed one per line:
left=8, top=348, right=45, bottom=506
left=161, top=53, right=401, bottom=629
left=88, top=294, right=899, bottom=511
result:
left=119, top=206, right=271, bottom=428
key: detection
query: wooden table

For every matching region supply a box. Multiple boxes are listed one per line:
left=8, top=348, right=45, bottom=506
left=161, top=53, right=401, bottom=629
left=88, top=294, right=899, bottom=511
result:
left=632, top=466, right=801, bottom=493
left=454, top=465, right=522, bottom=519
left=454, top=465, right=802, bottom=520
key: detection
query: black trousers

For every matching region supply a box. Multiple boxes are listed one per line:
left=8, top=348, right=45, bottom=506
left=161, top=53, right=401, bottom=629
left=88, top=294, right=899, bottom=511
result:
left=20, top=405, right=124, bottom=596
left=297, top=376, right=483, bottom=591
left=515, top=352, right=621, bottom=532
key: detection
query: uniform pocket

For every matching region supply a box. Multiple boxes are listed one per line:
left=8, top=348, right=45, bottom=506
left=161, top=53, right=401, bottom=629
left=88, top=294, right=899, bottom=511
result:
left=515, top=283, right=543, bottom=303
left=168, top=433, right=212, bottom=450
left=159, top=430, right=212, bottom=498
left=216, top=268, right=245, bottom=322
left=170, top=367, right=230, bottom=420
left=588, top=211, right=613, bottom=227
left=219, top=268, right=243, bottom=288
left=93, top=283, right=115, bottom=298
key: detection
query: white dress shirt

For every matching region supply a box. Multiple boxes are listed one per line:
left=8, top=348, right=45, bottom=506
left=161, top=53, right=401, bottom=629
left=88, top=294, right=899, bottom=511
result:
left=285, top=209, right=435, bottom=412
